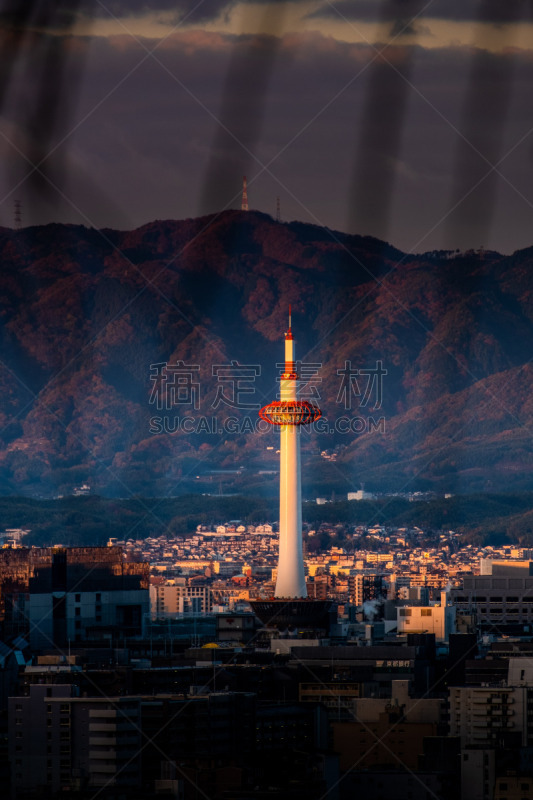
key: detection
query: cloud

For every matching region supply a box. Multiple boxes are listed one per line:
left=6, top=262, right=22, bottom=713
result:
left=95, top=0, right=238, bottom=25
left=1, top=28, right=533, bottom=255
left=0, top=0, right=238, bottom=30
left=310, top=0, right=533, bottom=25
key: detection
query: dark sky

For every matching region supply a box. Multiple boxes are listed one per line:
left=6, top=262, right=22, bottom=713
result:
left=1, top=0, right=533, bottom=253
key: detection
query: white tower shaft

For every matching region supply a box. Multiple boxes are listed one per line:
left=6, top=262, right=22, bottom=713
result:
left=275, top=327, right=307, bottom=598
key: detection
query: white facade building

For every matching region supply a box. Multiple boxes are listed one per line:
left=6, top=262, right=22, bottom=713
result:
left=396, top=592, right=456, bottom=642
left=150, top=584, right=213, bottom=617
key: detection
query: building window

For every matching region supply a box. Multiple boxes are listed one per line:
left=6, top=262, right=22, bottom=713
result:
left=75, top=607, right=80, bottom=616
left=421, top=609, right=432, bottom=617
left=399, top=609, right=412, bottom=617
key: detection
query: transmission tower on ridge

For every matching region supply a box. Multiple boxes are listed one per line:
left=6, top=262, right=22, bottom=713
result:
left=14, top=199, right=21, bottom=229
left=276, top=196, right=281, bottom=222
left=241, top=176, right=249, bottom=211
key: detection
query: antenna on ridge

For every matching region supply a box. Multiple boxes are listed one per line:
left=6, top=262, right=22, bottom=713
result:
left=14, top=199, right=21, bottom=229
left=241, top=176, right=249, bottom=211
left=276, top=196, right=281, bottom=222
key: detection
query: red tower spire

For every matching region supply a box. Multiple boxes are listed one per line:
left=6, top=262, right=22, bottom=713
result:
left=286, top=305, right=293, bottom=340
left=259, top=316, right=321, bottom=425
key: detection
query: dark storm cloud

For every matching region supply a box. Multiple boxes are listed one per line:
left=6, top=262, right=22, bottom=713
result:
left=310, top=0, right=533, bottom=25
left=0, top=0, right=236, bottom=30
left=0, top=0, right=88, bottom=29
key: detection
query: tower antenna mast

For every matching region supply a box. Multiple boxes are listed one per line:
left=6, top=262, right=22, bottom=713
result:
left=241, top=176, right=249, bottom=211
left=14, top=199, right=21, bottom=229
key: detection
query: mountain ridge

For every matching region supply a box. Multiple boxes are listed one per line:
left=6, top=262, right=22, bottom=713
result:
left=0, top=210, right=531, bottom=496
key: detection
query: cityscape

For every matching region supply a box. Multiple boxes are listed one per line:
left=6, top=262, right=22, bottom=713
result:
left=0, top=316, right=531, bottom=800
left=3, top=513, right=533, bottom=799
left=2, top=3, right=533, bottom=800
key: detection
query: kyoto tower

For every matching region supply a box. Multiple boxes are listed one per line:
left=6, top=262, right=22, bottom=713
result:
left=259, top=308, right=321, bottom=597
left=251, top=311, right=332, bottom=633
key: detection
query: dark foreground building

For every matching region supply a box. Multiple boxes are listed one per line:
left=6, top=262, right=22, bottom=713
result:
left=0, top=547, right=149, bottom=649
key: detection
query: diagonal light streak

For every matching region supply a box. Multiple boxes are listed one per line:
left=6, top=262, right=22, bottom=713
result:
left=9, top=0, right=523, bottom=445
left=297, top=116, right=533, bottom=420
left=0, top=128, right=230, bottom=387
left=404, top=122, right=533, bottom=253
left=0, top=0, right=212, bottom=211
left=143, top=42, right=532, bottom=437
left=4, top=5, right=528, bottom=794
left=2, top=0, right=530, bottom=527
left=0, top=352, right=178, bottom=534
left=0, top=137, right=265, bottom=538
left=10, top=604, right=215, bottom=800
left=313, top=361, right=533, bottom=549
left=325, top=0, right=533, bottom=213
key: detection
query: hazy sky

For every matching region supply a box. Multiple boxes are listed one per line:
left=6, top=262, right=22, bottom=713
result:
left=2, top=0, right=533, bottom=252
